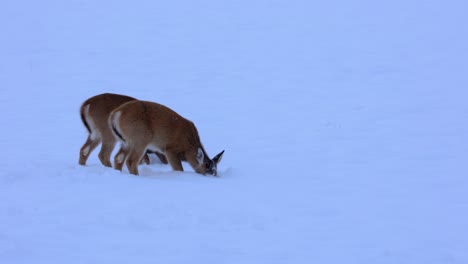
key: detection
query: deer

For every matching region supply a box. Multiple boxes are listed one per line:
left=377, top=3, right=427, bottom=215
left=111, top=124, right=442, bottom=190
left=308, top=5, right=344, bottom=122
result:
left=109, top=100, right=224, bottom=176
left=79, top=93, right=168, bottom=167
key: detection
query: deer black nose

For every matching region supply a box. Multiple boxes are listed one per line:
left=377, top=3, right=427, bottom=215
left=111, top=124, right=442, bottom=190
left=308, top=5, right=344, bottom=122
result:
left=210, top=168, right=217, bottom=176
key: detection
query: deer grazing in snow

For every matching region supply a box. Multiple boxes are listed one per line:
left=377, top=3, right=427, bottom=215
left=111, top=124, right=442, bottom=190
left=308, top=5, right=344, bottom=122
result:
left=110, top=100, right=224, bottom=176
left=79, top=93, right=168, bottom=167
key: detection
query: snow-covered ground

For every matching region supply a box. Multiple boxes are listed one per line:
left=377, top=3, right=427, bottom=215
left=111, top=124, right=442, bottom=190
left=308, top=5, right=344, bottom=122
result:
left=1, top=0, right=467, bottom=263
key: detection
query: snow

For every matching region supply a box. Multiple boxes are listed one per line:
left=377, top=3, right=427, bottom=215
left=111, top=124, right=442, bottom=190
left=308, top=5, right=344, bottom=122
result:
left=1, top=0, right=468, bottom=263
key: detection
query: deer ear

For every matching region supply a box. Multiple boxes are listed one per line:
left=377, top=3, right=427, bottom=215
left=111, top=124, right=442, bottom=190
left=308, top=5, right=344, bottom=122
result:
left=212, top=150, right=224, bottom=165
left=197, top=148, right=204, bottom=164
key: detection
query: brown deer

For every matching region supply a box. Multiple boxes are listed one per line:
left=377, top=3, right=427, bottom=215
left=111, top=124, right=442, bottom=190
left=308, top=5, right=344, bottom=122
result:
left=79, top=93, right=168, bottom=167
left=110, top=100, right=224, bottom=176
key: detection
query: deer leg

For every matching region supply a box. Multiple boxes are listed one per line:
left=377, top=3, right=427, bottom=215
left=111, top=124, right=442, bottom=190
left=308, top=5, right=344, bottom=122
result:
left=165, top=151, right=183, bottom=172
left=126, top=148, right=146, bottom=176
left=79, top=136, right=101, bottom=165
left=140, top=153, right=150, bottom=165
left=113, top=146, right=128, bottom=172
left=155, top=152, right=168, bottom=164
left=98, top=139, right=116, bottom=167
